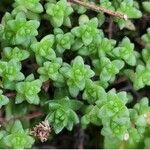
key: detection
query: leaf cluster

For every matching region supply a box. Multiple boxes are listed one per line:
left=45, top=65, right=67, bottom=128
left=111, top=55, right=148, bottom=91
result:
left=0, top=0, right=150, bottom=149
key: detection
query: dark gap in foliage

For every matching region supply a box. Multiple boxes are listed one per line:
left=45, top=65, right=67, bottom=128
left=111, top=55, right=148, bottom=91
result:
left=63, top=50, right=77, bottom=63
left=84, top=125, right=103, bottom=149
left=84, top=57, right=92, bottom=66
left=71, top=12, right=80, bottom=28
left=0, top=0, right=13, bottom=17
left=21, top=59, right=38, bottom=77
left=37, top=19, right=53, bottom=40
left=47, top=81, right=55, bottom=99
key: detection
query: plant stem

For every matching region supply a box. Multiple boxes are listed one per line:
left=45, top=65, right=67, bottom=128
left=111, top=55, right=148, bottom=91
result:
left=69, top=0, right=128, bottom=20
left=108, top=17, right=114, bottom=39
left=4, top=92, right=16, bottom=98
left=74, top=125, right=85, bottom=149
left=0, top=111, right=44, bottom=125
left=5, top=101, right=13, bottom=120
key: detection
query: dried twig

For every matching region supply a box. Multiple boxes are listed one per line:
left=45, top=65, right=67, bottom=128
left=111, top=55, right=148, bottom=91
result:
left=74, top=125, right=85, bottom=149
left=26, top=112, right=44, bottom=120
left=4, top=92, right=16, bottom=98
left=0, top=111, right=44, bottom=124
left=108, top=17, right=114, bottom=39
left=69, top=0, right=128, bottom=19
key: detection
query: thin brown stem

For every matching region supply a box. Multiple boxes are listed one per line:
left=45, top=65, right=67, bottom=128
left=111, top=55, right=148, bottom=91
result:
left=26, top=112, right=44, bottom=120
left=0, top=111, right=44, bottom=125
left=108, top=17, right=114, bottom=39
left=4, top=92, right=16, bottom=98
left=69, top=0, right=128, bottom=19
left=74, top=125, right=85, bottom=149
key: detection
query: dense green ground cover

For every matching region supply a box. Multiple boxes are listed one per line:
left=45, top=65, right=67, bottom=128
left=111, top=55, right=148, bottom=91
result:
left=0, top=0, right=150, bottom=148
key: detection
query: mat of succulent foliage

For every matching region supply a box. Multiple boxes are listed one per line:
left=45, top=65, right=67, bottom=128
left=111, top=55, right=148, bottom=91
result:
left=0, top=0, right=150, bottom=149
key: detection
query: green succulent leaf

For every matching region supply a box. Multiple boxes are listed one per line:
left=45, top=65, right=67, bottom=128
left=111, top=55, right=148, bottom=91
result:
left=0, top=120, right=34, bottom=148
left=93, top=57, right=124, bottom=82
left=45, top=0, right=73, bottom=27
left=55, top=30, right=74, bottom=54
left=38, top=58, right=64, bottom=85
left=83, top=80, right=107, bottom=104
left=117, top=1, right=142, bottom=19
left=31, top=34, right=56, bottom=65
left=0, top=90, right=9, bottom=108
left=60, top=56, right=95, bottom=97
left=71, top=18, right=99, bottom=47
left=2, top=47, right=30, bottom=61
left=142, top=28, right=150, bottom=49
left=142, top=1, right=150, bottom=13
left=1, top=14, right=40, bottom=46
left=13, top=0, right=43, bottom=14
left=0, top=60, right=24, bottom=89
left=112, top=37, right=136, bottom=66
left=46, top=97, right=82, bottom=133
left=15, top=77, right=42, bottom=104
left=129, top=65, right=150, bottom=90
